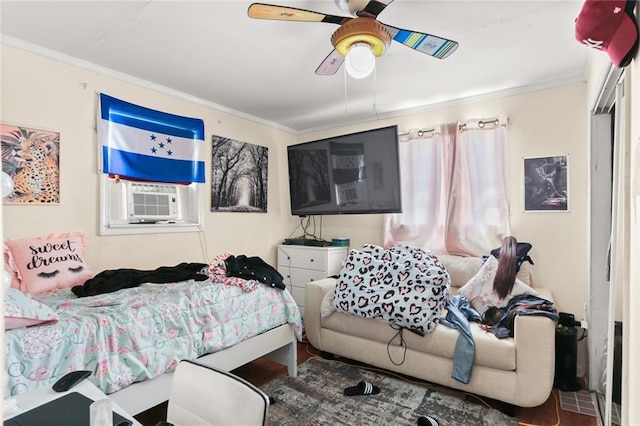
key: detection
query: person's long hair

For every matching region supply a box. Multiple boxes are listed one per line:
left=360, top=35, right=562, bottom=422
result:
left=493, top=236, right=518, bottom=299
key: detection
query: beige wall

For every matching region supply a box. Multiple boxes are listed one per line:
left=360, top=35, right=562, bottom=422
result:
left=3, top=33, right=609, bottom=413
left=0, top=46, right=587, bottom=317
left=5, top=35, right=620, bottom=414
left=4, top=30, right=638, bottom=423
left=2, top=45, right=590, bottom=325
left=294, top=83, right=589, bottom=317
left=1, top=45, right=296, bottom=270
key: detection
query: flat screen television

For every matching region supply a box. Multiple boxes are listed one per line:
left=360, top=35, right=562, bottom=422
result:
left=287, top=125, right=402, bottom=216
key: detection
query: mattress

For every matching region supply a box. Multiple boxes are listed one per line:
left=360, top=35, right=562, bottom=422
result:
left=5, top=279, right=302, bottom=397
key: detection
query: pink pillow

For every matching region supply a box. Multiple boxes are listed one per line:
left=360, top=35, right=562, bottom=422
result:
left=4, top=233, right=94, bottom=294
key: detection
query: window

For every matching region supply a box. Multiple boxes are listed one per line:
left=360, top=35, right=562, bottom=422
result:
left=96, top=93, right=206, bottom=235
left=100, top=175, right=203, bottom=235
left=384, top=118, right=510, bottom=255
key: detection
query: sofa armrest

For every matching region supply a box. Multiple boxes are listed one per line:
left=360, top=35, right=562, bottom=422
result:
left=304, top=278, right=336, bottom=350
left=512, top=289, right=557, bottom=406
left=534, top=287, right=554, bottom=303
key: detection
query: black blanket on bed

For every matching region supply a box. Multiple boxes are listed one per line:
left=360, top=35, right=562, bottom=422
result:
left=71, top=262, right=208, bottom=297
left=224, top=255, right=285, bottom=290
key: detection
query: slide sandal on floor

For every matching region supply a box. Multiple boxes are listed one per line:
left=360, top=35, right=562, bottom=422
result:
left=343, top=381, right=380, bottom=396
left=417, top=415, right=439, bottom=426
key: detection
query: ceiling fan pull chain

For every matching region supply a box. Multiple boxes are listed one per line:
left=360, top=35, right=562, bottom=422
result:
left=344, top=65, right=349, bottom=117
left=372, top=65, right=379, bottom=117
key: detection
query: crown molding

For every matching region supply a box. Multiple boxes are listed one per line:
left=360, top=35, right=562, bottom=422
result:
left=2, top=35, right=586, bottom=136
left=1, top=36, right=297, bottom=134
left=297, top=73, right=587, bottom=134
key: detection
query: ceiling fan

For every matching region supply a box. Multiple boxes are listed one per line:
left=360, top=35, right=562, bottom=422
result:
left=247, top=0, right=459, bottom=78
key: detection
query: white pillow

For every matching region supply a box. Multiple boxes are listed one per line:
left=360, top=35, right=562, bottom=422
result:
left=320, top=290, right=335, bottom=318
left=458, top=255, right=537, bottom=315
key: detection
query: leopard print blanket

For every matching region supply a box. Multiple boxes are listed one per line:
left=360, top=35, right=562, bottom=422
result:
left=333, top=245, right=451, bottom=333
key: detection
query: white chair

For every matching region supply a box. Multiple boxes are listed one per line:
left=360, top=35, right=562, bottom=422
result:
left=165, top=360, right=269, bottom=426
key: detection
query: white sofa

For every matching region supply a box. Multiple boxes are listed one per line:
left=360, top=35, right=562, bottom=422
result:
left=304, top=254, right=556, bottom=409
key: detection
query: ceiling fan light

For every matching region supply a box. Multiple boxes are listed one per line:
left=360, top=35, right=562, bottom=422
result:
left=335, top=0, right=369, bottom=16
left=345, top=42, right=375, bottom=79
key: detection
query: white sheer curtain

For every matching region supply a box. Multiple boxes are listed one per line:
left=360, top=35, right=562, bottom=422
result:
left=383, top=123, right=456, bottom=252
left=446, top=119, right=510, bottom=255
left=384, top=117, right=510, bottom=255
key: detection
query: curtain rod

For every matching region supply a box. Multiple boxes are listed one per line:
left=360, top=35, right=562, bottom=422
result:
left=459, top=118, right=501, bottom=131
left=398, top=128, right=435, bottom=138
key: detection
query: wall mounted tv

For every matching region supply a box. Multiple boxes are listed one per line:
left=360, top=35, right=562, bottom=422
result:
left=287, top=125, right=402, bottom=216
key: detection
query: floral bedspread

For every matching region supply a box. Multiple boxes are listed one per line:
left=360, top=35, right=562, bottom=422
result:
left=4, top=279, right=302, bottom=397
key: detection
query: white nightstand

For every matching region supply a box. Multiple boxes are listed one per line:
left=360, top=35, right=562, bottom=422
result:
left=277, top=244, right=348, bottom=316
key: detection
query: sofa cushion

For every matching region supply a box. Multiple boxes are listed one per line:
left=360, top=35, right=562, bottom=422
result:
left=322, top=311, right=516, bottom=371
left=436, top=254, right=533, bottom=287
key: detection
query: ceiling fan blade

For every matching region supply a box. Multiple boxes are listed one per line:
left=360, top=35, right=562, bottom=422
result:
left=356, top=0, right=394, bottom=19
left=383, top=23, right=459, bottom=59
left=248, top=3, right=350, bottom=24
left=315, top=49, right=345, bottom=75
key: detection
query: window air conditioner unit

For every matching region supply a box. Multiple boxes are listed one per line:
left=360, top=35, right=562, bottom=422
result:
left=127, top=182, right=179, bottom=223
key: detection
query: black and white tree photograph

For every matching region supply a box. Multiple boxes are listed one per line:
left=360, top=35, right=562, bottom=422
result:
left=523, top=155, right=568, bottom=212
left=211, top=135, right=268, bottom=212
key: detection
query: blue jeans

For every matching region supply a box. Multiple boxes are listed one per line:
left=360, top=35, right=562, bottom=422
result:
left=440, top=295, right=481, bottom=384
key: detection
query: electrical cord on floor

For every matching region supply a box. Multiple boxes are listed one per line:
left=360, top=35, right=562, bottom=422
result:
left=304, top=342, right=432, bottom=388
left=387, top=324, right=408, bottom=366
left=303, top=341, right=561, bottom=426
left=514, top=390, right=560, bottom=426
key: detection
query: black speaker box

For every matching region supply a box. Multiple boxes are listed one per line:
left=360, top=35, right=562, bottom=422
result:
left=554, top=326, right=581, bottom=391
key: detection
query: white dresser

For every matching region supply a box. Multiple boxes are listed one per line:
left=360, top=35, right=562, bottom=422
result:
left=277, top=244, right=348, bottom=316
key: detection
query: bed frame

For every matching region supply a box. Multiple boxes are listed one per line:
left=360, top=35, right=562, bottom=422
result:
left=109, top=323, right=298, bottom=415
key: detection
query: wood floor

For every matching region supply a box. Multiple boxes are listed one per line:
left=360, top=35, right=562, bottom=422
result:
left=134, top=341, right=597, bottom=426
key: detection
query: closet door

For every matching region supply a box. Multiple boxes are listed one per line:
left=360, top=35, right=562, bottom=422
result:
left=589, top=65, right=629, bottom=426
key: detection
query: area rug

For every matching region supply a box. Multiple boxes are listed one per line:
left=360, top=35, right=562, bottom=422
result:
left=261, top=356, right=517, bottom=426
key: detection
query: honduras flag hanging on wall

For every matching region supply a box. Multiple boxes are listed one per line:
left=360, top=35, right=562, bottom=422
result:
left=98, top=93, right=206, bottom=184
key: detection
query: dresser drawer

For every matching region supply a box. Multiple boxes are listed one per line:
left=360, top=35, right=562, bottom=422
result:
left=278, top=266, right=292, bottom=287
left=278, top=266, right=327, bottom=286
left=278, top=246, right=327, bottom=271
left=290, top=286, right=306, bottom=308
left=290, top=268, right=329, bottom=286
left=277, top=244, right=347, bottom=315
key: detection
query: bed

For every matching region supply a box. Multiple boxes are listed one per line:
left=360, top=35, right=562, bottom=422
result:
left=4, top=275, right=302, bottom=415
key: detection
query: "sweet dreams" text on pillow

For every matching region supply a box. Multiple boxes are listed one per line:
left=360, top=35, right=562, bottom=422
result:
left=4, top=233, right=94, bottom=294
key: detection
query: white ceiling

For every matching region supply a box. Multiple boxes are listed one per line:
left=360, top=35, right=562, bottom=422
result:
left=0, top=1, right=589, bottom=133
